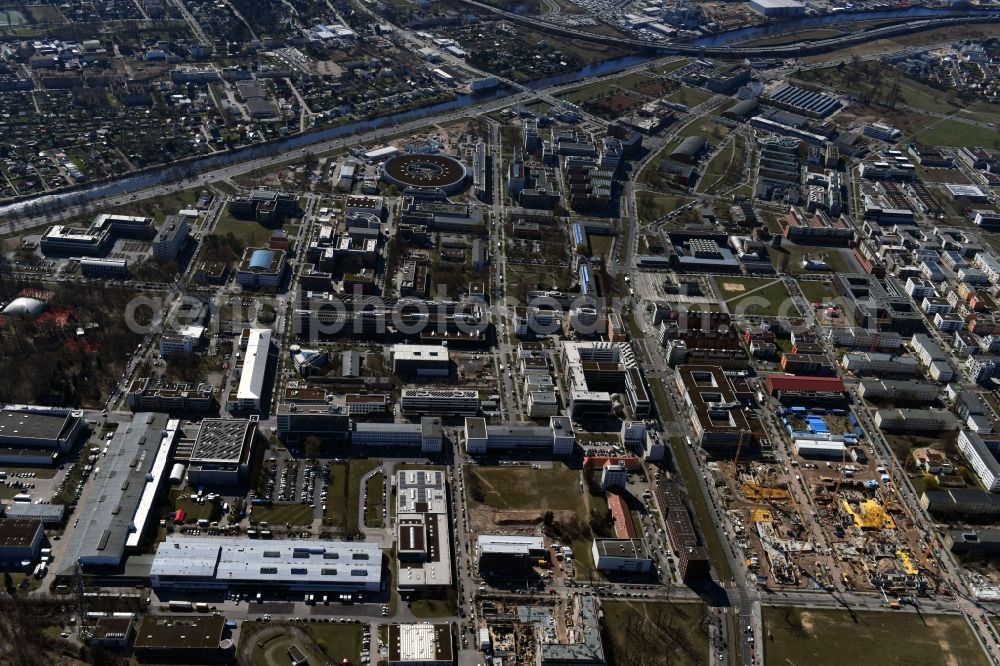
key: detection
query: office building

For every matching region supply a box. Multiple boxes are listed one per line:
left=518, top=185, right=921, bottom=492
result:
left=591, top=539, right=652, bottom=573
left=464, top=416, right=574, bottom=455
left=958, top=430, right=1000, bottom=492
left=133, top=616, right=230, bottom=663
left=159, top=324, right=206, bottom=357
left=235, top=247, right=287, bottom=290
left=187, top=417, right=260, bottom=486
left=234, top=328, right=272, bottom=411
left=0, top=406, right=86, bottom=464
left=275, top=404, right=350, bottom=442
left=0, top=519, right=44, bottom=566
left=749, top=0, right=804, bottom=17
left=152, top=215, right=189, bottom=261
left=40, top=214, right=154, bottom=256
left=477, top=535, right=547, bottom=578
left=396, top=470, right=451, bottom=591
left=400, top=388, right=479, bottom=416
left=345, top=393, right=389, bottom=415
left=392, top=344, right=451, bottom=378
left=600, top=461, right=628, bottom=489
left=150, top=536, right=382, bottom=591
left=352, top=417, right=443, bottom=453
left=78, top=257, right=129, bottom=279
left=675, top=365, right=754, bottom=457
left=3, top=502, right=65, bottom=525
left=857, top=379, right=938, bottom=403
left=126, top=378, right=215, bottom=413
left=875, top=409, right=957, bottom=432
left=561, top=341, right=650, bottom=418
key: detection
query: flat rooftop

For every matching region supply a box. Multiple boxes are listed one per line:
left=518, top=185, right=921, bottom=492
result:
left=191, top=418, right=256, bottom=465
left=133, top=615, right=225, bottom=650
left=0, top=408, right=79, bottom=446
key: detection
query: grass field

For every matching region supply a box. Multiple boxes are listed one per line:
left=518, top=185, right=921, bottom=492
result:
left=913, top=119, right=1000, bottom=149
left=213, top=212, right=283, bottom=246
left=699, top=134, right=746, bottom=195
left=346, top=458, right=381, bottom=535
left=365, top=471, right=384, bottom=528
left=466, top=465, right=584, bottom=512
left=173, top=495, right=222, bottom=523
left=464, top=463, right=612, bottom=581
left=409, top=589, right=458, bottom=618
left=325, top=463, right=348, bottom=529
left=559, top=72, right=657, bottom=105
left=665, top=86, right=714, bottom=109
left=250, top=503, right=314, bottom=526
left=767, top=244, right=855, bottom=275
left=717, top=277, right=798, bottom=317
left=635, top=191, right=694, bottom=223
left=654, top=58, right=690, bottom=75
left=602, top=600, right=709, bottom=666
left=307, top=624, right=363, bottom=665
left=763, top=607, right=989, bottom=666
left=797, top=280, right=834, bottom=304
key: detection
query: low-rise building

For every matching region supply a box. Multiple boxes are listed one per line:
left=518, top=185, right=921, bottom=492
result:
left=187, top=417, right=261, bottom=486
left=234, top=247, right=286, bottom=290
left=591, top=539, right=652, bottom=573
left=875, top=408, right=957, bottom=432
left=464, top=416, right=574, bottom=455
left=388, top=623, right=454, bottom=666
left=0, top=519, right=44, bottom=567
left=400, top=388, right=479, bottom=416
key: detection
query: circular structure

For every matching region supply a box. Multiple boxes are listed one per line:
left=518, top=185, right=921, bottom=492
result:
left=382, top=154, right=468, bottom=193
left=2, top=297, right=45, bottom=317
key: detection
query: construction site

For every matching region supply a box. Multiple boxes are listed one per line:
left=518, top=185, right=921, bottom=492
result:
left=478, top=592, right=605, bottom=666
left=711, top=404, right=940, bottom=599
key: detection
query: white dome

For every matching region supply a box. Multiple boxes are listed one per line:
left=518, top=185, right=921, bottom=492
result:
left=2, top=297, right=45, bottom=317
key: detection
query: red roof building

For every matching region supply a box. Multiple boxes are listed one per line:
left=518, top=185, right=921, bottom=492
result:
left=606, top=489, right=637, bottom=539
left=764, top=374, right=845, bottom=394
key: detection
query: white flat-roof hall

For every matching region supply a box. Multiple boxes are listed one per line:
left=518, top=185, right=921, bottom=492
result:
left=150, top=536, right=382, bottom=591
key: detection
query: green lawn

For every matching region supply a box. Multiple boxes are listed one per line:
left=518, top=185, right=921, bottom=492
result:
left=635, top=192, right=695, bottom=223
left=914, top=119, right=1000, bottom=148
left=763, top=607, right=989, bottom=666
left=717, top=277, right=799, bottom=317
left=465, top=465, right=583, bottom=512
left=665, top=86, right=714, bottom=108
left=325, top=462, right=348, bottom=529
left=767, top=244, right=855, bottom=275
left=653, top=58, right=690, bottom=75
left=250, top=503, right=314, bottom=526
left=308, top=624, right=363, bottom=665
left=699, top=134, right=746, bottom=195
left=797, top=280, right=834, bottom=304
left=213, top=211, right=283, bottom=246
left=365, top=471, right=385, bottom=528
left=173, top=495, right=222, bottom=523
left=601, top=601, right=709, bottom=666
left=346, top=458, right=381, bottom=536
left=409, top=589, right=458, bottom=618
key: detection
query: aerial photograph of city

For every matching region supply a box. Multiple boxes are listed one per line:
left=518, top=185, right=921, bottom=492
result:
left=0, top=0, right=999, bottom=663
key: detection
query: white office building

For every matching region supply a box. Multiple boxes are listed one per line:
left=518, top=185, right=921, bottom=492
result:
left=150, top=536, right=382, bottom=592
left=464, top=416, right=574, bottom=455
left=234, top=328, right=271, bottom=411
left=400, top=388, right=479, bottom=416
left=958, top=430, right=1000, bottom=492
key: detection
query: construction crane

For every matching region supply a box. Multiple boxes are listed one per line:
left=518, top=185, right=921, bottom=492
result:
left=832, top=445, right=848, bottom=506
left=732, top=430, right=747, bottom=468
